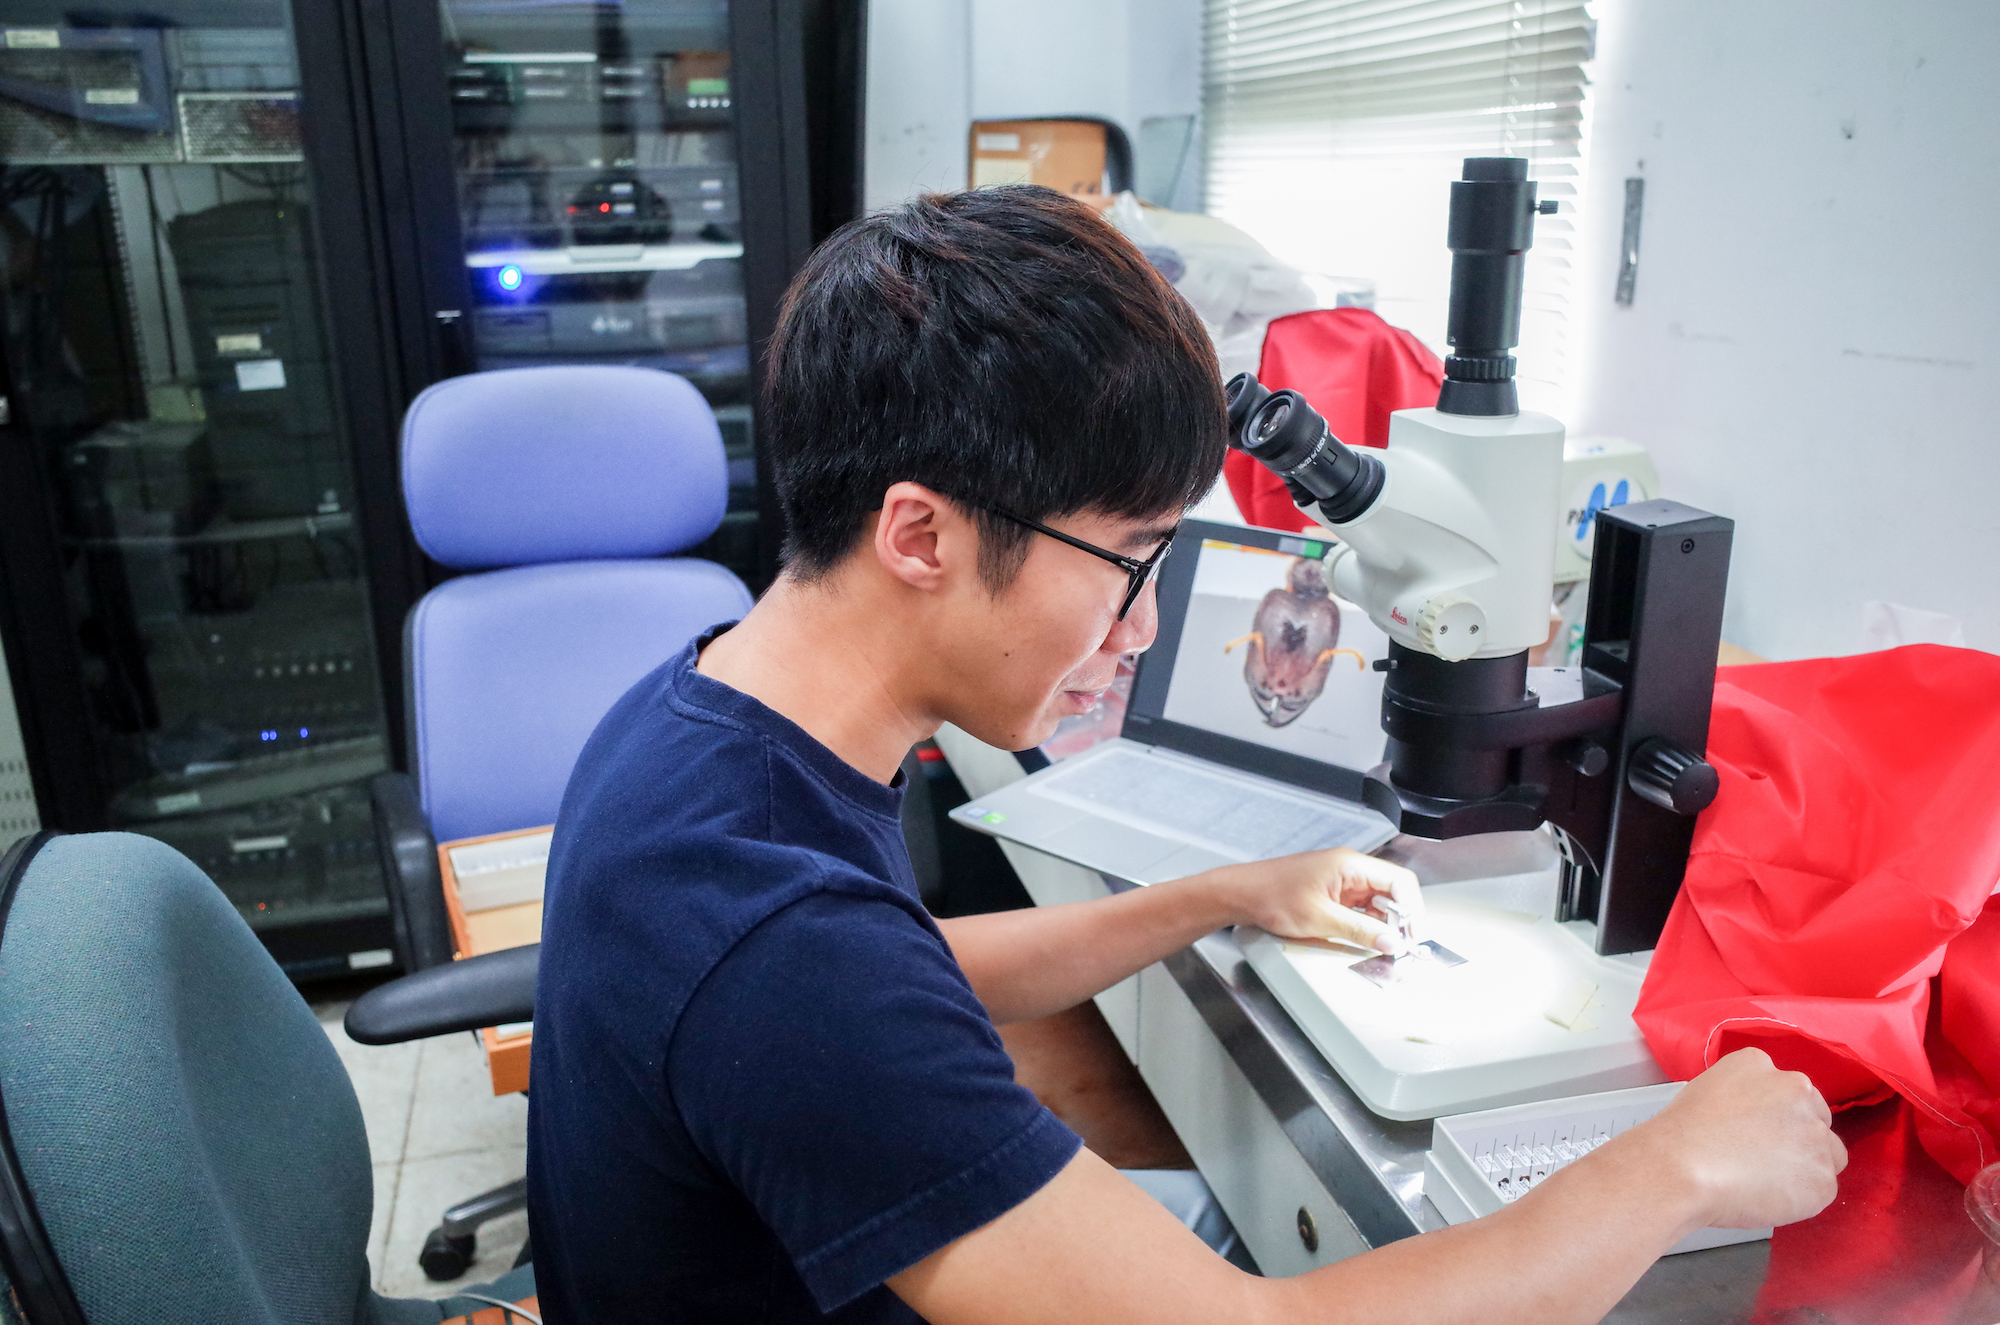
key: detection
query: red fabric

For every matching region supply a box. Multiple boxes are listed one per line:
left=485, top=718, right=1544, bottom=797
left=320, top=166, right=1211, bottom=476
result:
left=1222, top=308, right=1443, bottom=532
left=1634, top=644, right=2000, bottom=1187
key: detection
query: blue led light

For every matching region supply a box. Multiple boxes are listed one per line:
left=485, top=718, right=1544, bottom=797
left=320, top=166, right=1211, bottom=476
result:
left=497, top=264, right=524, bottom=291
left=299, top=727, right=310, bottom=739
left=260, top=730, right=277, bottom=742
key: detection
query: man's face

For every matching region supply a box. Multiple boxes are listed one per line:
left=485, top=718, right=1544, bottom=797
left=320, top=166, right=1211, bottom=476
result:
left=937, top=508, right=1178, bottom=753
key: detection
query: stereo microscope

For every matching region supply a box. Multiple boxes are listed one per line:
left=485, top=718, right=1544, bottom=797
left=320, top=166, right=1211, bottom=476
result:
left=1228, top=157, right=1733, bottom=960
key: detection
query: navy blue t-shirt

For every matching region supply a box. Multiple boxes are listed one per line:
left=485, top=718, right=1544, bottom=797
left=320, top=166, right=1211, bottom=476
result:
left=526, top=630, right=1081, bottom=1323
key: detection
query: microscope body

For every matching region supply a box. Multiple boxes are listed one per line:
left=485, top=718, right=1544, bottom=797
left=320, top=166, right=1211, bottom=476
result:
left=1317, top=407, right=1564, bottom=663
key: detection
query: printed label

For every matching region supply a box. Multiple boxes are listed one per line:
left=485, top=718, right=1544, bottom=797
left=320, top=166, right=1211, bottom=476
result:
left=4, top=30, right=61, bottom=48
left=215, top=332, right=263, bottom=354
left=235, top=358, right=287, bottom=392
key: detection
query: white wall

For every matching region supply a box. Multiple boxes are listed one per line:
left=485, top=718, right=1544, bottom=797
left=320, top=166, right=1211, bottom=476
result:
left=861, top=0, right=972, bottom=209
left=1568, top=0, right=2000, bottom=659
left=863, top=0, right=1204, bottom=212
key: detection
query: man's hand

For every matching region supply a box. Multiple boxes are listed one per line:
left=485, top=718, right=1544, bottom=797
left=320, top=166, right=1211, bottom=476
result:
left=941, top=846, right=1423, bottom=1023
left=1605, top=1047, right=1846, bottom=1232
left=1200, top=847, right=1423, bottom=953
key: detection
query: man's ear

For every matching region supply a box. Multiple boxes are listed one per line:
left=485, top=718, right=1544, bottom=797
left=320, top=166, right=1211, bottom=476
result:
left=872, top=482, right=974, bottom=594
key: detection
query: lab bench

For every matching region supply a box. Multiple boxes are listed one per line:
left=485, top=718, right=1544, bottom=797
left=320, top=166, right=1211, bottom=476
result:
left=934, top=724, right=1772, bottom=1321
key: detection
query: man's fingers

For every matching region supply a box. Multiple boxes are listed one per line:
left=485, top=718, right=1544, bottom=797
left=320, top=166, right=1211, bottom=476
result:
left=1316, top=904, right=1398, bottom=953
left=1329, top=853, right=1424, bottom=933
left=1384, top=872, right=1424, bottom=930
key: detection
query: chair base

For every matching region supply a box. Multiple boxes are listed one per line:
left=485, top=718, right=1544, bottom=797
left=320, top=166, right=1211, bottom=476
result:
left=421, top=1177, right=527, bottom=1281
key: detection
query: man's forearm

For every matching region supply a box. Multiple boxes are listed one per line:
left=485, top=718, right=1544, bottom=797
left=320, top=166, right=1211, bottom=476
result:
left=937, top=876, right=1237, bottom=1023
left=895, top=1133, right=1713, bottom=1325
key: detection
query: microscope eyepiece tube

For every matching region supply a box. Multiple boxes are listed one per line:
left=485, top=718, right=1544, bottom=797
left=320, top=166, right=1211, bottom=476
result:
left=1237, top=388, right=1385, bottom=524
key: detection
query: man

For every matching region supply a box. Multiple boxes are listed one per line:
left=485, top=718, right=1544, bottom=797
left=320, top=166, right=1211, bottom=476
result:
left=527, top=186, right=1844, bottom=1324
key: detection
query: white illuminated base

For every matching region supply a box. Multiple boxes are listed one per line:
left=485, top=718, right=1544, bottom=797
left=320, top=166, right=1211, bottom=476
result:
left=1240, top=867, right=1669, bottom=1121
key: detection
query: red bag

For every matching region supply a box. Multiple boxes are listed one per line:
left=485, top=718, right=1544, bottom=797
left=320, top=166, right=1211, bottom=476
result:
left=1634, top=644, right=2000, bottom=1185
left=1222, top=308, right=1443, bottom=532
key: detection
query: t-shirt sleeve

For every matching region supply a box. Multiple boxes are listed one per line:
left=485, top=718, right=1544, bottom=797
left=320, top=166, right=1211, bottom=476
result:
left=668, top=887, right=1081, bottom=1313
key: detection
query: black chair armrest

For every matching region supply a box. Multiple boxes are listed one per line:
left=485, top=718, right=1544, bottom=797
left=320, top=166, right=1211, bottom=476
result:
left=344, top=944, right=539, bottom=1045
left=370, top=771, right=454, bottom=972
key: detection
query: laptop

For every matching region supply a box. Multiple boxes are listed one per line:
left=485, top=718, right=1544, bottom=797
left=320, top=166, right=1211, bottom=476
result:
left=948, top=518, right=1399, bottom=886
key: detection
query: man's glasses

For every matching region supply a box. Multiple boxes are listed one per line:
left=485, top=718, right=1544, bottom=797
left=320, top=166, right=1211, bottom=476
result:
left=982, top=505, right=1177, bottom=621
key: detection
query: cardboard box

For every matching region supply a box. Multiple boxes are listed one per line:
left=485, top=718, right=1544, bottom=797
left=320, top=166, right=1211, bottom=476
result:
left=970, top=119, right=1108, bottom=197
left=440, top=824, right=552, bottom=1096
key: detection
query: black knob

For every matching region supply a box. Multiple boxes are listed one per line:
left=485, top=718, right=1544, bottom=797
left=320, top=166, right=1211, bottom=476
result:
left=1560, top=739, right=1609, bottom=778
left=1626, top=737, right=1719, bottom=815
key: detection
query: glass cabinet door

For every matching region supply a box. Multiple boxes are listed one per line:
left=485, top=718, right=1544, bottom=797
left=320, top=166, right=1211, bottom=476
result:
left=0, top=3, right=392, bottom=957
left=439, top=0, right=760, bottom=584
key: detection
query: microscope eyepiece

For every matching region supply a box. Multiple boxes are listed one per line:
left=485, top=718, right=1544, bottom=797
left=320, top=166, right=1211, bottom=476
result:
left=1223, top=372, right=1272, bottom=442
left=1237, top=388, right=1384, bottom=524
left=1254, top=397, right=1294, bottom=446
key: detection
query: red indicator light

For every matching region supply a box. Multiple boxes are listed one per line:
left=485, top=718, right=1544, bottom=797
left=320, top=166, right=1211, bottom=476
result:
left=599, top=202, right=610, bottom=212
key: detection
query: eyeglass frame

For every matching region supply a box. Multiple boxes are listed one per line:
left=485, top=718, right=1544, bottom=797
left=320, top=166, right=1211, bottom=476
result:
left=980, top=504, right=1178, bottom=621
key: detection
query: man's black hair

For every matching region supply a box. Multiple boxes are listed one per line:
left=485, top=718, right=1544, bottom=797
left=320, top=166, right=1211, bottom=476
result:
left=762, top=185, right=1227, bottom=585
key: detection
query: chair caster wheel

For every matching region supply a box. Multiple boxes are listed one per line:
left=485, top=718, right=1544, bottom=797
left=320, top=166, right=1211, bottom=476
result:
left=420, top=1227, right=477, bottom=1281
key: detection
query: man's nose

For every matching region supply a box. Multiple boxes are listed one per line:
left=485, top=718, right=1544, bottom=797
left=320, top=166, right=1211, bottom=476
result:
left=1105, top=579, right=1160, bottom=655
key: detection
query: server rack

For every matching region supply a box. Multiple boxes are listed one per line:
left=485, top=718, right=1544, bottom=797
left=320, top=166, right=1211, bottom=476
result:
left=356, top=0, right=862, bottom=592
left=0, top=0, right=862, bottom=978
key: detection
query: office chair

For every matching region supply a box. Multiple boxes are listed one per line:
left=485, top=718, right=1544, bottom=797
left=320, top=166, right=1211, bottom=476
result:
left=370, top=364, right=753, bottom=1279
left=0, top=830, right=538, bottom=1325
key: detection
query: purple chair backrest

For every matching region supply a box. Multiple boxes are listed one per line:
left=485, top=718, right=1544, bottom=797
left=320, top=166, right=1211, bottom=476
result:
left=400, top=365, right=753, bottom=842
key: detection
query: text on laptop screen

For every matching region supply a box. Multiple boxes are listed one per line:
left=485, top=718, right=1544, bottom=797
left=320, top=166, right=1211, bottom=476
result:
left=1160, top=537, right=1390, bottom=772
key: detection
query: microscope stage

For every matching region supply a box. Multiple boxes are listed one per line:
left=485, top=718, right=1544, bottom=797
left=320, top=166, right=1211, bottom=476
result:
left=1240, top=868, right=1669, bottom=1121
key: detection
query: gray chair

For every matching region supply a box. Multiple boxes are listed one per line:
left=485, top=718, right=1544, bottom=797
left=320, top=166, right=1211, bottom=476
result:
left=0, top=831, right=536, bottom=1324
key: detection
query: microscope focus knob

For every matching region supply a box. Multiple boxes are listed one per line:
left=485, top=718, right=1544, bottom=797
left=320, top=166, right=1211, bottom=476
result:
left=1416, top=592, right=1487, bottom=661
left=1626, top=737, right=1720, bottom=815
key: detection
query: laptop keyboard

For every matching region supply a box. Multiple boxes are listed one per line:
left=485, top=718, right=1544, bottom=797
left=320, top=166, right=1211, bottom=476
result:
left=1030, top=746, right=1385, bottom=861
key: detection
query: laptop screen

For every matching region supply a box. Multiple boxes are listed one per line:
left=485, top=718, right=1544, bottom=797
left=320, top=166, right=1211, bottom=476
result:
left=1125, top=519, right=1391, bottom=801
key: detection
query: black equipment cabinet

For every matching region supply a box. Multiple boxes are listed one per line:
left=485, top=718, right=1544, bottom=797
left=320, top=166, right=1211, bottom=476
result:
left=0, top=0, right=862, bottom=978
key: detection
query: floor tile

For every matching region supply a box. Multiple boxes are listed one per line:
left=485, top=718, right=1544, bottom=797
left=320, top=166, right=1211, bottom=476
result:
left=370, top=1161, right=399, bottom=1285
left=404, top=1032, right=529, bottom=1162
left=317, top=1001, right=422, bottom=1166
left=378, top=1148, right=530, bottom=1301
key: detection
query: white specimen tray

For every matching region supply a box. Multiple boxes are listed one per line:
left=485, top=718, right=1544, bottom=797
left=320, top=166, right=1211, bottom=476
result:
left=1239, top=866, right=1669, bottom=1120
left=1425, top=1082, right=1770, bottom=1255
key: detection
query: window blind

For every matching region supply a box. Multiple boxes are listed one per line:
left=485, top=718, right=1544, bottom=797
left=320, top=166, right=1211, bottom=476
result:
left=1203, top=0, right=1596, bottom=414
